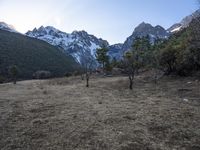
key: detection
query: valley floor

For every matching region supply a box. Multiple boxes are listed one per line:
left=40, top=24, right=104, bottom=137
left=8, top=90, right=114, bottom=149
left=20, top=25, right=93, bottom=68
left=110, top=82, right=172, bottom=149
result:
left=0, top=74, right=200, bottom=150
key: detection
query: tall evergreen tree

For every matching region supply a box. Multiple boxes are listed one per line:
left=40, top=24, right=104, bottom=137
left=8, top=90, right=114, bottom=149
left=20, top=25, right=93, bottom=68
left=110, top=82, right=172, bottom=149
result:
left=131, top=36, right=151, bottom=72
left=96, top=46, right=109, bottom=73
left=9, top=65, right=18, bottom=84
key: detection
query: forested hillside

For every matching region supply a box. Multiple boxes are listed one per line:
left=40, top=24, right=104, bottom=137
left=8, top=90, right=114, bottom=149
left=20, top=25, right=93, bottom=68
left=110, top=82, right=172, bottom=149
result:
left=0, top=29, right=79, bottom=80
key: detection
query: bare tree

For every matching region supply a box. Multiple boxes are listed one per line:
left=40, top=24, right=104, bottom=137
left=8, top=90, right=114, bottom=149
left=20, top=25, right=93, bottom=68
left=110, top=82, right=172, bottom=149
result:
left=123, top=51, right=136, bottom=90
left=80, top=53, right=96, bottom=87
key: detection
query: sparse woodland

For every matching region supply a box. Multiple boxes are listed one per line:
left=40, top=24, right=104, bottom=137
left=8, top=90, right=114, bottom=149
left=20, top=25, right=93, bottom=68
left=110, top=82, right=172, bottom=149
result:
left=0, top=2, right=200, bottom=150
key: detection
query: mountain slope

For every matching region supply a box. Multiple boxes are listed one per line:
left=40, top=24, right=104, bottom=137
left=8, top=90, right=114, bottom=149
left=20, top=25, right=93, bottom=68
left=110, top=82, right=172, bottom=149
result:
left=0, top=29, right=78, bottom=79
left=168, top=9, right=200, bottom=33
left=108, top=44, right=123, bottom=60
left=26, top=26, right=109, bottom=65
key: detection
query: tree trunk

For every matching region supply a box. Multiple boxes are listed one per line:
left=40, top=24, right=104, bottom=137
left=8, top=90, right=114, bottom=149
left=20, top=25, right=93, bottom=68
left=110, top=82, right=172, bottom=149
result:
left=129, top=79, right=133, bottom=90
left=103, top=62, right=105, bottom=75
left=155, top=77, right=157, bottom=84
left=86, top=73, right=89, bottom=87
left=129, top=75, right=133, bottom=90
left=154, top=72, right=158, bottom=91
left=81, top=74, right=84, bottom=80
left=13, top=77, right=16, bottom=84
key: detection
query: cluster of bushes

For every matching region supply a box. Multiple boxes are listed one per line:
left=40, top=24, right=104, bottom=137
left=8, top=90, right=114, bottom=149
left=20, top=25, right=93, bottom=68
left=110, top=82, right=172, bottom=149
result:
left=157, top=18, right=200, bottom=76
left=0, top=66, right=85, bottom=84
left=64, top=70, right=84, bottom=77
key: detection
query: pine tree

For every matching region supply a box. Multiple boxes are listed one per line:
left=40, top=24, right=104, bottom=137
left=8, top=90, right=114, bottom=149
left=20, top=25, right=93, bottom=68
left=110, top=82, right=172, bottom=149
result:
left=96, top=46, right=109, bottom=73
left=9, top=65, right=18, bottom=84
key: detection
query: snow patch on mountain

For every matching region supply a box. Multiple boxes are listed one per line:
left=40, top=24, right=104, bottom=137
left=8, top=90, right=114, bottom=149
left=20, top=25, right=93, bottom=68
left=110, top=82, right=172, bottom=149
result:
left=171, top=26, right=182, bottom=33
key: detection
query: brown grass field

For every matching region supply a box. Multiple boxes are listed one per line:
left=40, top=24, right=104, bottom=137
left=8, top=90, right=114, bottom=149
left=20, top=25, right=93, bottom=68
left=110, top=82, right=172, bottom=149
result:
left=0, top=73, right=200, bottom=150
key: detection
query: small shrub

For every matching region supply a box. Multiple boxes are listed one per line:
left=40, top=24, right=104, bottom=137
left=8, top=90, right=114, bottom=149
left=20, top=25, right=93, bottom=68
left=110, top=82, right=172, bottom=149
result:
left=65, top=72, right=72, bottom=77
left=9, top=65, right=19, bottom=84
left=0, top=75, right=6, bottom=84
left=73, top=70, right=80, bottom=76
left=33, top=70, right=51, bottom=79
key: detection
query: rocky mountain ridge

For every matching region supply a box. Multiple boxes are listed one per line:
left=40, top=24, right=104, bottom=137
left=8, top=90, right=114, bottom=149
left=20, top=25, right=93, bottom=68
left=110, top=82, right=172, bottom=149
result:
left=167, top=9, right=200, bottom=33
left=26, top=26, right=109, bottom=65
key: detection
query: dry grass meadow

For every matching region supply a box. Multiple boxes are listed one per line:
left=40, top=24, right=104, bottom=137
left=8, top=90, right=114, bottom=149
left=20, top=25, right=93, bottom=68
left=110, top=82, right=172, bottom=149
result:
left=0, top=73, right=200, bottom=150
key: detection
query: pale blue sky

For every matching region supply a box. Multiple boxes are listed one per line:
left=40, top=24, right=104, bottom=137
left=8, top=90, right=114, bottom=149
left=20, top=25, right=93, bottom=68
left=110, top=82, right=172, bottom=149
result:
left=0, top=0, right=198, bottom=44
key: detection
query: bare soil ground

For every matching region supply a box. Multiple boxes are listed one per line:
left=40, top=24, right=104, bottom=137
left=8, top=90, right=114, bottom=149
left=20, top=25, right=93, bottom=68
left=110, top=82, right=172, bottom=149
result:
left=0, top=74, right=200, bottom=150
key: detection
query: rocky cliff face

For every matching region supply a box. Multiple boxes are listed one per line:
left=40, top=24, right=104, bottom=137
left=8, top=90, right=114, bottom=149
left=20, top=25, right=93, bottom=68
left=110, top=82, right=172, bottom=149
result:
left=121, top=22, right=169, bottom=53
left=108, top=43, right=123, bottom=60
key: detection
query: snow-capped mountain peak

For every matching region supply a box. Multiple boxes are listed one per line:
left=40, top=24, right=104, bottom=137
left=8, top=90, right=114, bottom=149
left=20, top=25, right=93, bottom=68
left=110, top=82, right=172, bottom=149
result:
left=0, top=22, right=17, bottom=33
left=26, top=26, right=109, bottom=64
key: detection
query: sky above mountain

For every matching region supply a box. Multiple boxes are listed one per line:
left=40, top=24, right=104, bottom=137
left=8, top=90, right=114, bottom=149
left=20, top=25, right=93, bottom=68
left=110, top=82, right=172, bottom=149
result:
left=0, top=0, right=198, bottom=44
